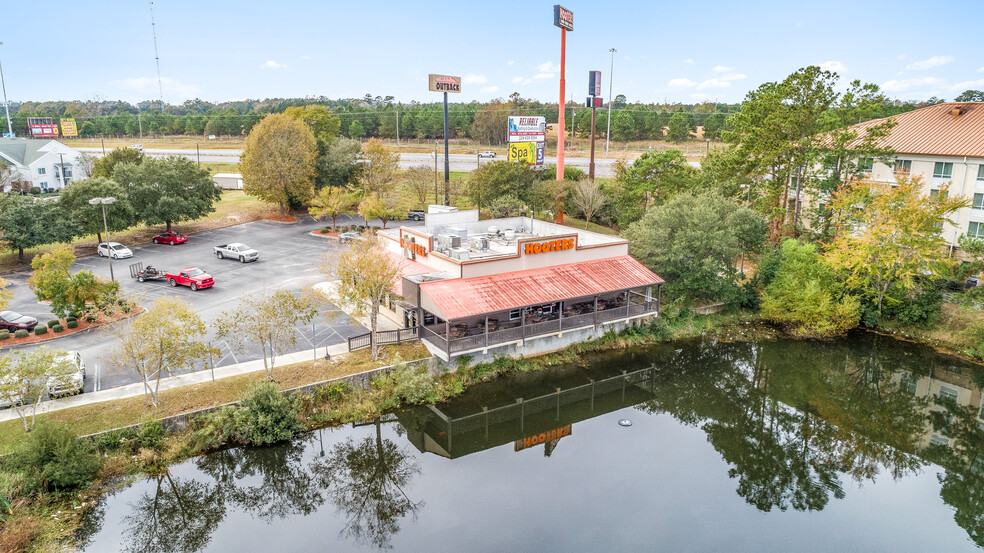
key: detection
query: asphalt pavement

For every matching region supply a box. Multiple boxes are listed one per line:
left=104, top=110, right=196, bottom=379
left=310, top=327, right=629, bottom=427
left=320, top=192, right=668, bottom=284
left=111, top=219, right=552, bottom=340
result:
left=1, top=214, right=420, bottom=393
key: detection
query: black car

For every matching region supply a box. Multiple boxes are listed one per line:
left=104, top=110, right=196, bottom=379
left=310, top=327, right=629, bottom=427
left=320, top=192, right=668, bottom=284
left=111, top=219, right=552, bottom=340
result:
left=0, top=310, right=38, bottom=332
left=407, top=210, right=425, bottom=221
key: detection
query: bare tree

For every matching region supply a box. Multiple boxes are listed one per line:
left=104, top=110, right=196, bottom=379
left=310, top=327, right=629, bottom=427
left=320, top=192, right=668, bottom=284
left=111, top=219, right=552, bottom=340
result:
left=76, top=153, right=97, bottom=178
left=214, top=289, right=318, bottom=380
left=570, top=178, right=608, bottom=229
left=106, top=297, right=214, bottom=407
left=322, top=233, right=402, bottom=360
left=403, top=165, right=432, bottom=209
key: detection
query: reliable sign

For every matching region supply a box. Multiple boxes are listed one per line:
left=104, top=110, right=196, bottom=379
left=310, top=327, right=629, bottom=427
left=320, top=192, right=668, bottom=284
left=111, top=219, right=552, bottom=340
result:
left=553, top=5, right=573, bottom=31
left=428, top=74, right=461, bottom=93
left=507, top=116, right=546, bottom=143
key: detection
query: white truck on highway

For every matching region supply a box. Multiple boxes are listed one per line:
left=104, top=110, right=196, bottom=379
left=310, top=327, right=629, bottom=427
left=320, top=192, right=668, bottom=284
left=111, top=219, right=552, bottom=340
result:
left=212, top=243, right=259, bottom=263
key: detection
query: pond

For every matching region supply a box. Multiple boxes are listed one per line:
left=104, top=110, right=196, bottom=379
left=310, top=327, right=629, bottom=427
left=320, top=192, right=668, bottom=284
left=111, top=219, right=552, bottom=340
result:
left=78, top=331, right=984, bottom=552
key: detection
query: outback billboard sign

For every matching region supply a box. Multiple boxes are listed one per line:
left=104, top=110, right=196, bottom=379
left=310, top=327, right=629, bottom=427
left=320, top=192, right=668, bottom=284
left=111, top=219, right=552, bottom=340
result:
left=553, top=5, right=573, bottom=31
left=428, top=74, right=462, bottom=93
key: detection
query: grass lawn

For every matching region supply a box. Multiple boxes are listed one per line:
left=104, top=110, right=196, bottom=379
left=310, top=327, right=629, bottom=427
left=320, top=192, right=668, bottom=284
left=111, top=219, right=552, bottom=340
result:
left=0, top=342, right=429, bottom=454
left=60, top=136, right=245, bottom=150
left=0, top=190, right=275, bottom=274
left=200, top=162, right=240, bottom=174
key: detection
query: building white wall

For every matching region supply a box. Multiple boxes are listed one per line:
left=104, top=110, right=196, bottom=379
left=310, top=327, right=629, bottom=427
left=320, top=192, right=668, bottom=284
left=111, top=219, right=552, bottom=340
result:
left=869, top=155, right=984, bottom=248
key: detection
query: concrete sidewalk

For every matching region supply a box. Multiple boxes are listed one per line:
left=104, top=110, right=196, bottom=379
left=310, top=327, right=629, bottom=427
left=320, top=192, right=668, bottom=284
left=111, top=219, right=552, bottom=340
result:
left=0, top=341, right=354, bottom=423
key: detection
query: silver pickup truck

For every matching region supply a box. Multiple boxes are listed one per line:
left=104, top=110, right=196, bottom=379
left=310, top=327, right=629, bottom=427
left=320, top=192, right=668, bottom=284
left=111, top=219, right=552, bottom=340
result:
left=46, top=350, right=85, bottom=398
left=213, top=243, right=259, bottom=263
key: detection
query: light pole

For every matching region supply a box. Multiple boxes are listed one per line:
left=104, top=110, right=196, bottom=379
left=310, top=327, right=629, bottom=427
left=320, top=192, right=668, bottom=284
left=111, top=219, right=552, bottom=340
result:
left=89, top=197, right=117, bottom=282
left=605, top=47, right=616, bottom=157
left=0, top=42, right=13, bottom=137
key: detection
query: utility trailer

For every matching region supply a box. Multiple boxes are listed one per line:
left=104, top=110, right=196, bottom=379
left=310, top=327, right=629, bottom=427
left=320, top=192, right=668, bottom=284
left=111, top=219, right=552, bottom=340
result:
left=129, top=262, right=167, bottom=283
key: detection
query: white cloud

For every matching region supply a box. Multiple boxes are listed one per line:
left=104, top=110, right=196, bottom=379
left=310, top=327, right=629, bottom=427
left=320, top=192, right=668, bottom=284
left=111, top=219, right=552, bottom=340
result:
left=819, top=61, right=847, bottom=72
left=300, top=55, right=312, bottom=60
left=481, top=86, right=499, bottom=94
left=536, top=61, right=560, bottom=73
left=905, top=55, right=954, bottom=71
left=463, top=73, right=488, bottom=85
left=512, top=76, right=532, bottom=85
left=667, top=78, right=696, bottom=88
left=979, top=66, right=984, bottom=73
left=697, top=78, right=730, bottom=90
left=261, top=60, right=286, bottom=70
left=712, top=65, right=732, bottom=73
left=533, top=73, right=554, bottom=80
left=880, top=77, right=944, bottom=92
left=720, top=73, right=746, bottom=81
left=897, top=54, right=906, bottom=61
left=682, top=58, right=694, bottom=64
left=108, top=76, right=200, bottom=99
left=511, top=76, right=523, bottom=83
left=507, top=60, right=515, bottom=65
left=952, top=79, right=984, bottom=90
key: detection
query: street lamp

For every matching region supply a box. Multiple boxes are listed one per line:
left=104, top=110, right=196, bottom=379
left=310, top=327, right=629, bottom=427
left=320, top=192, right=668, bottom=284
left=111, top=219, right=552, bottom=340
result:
left=605, top=47, right=616, bottom=157
left=0, top=42, right=13, bottom=137
left=88, top=197, right=117, bottom=282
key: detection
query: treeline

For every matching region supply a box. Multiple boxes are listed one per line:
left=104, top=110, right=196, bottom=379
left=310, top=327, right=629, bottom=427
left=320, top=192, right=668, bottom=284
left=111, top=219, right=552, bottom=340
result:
left=0, top=91, right=936, bottom=144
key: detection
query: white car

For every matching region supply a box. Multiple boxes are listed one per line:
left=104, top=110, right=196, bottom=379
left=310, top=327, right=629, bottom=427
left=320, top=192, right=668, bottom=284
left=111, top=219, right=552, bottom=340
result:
left=47, top=350, right=85, bottom=398
left=97, top=242, right=133, bottom=259
left=478, top=150, right=496, bottom=158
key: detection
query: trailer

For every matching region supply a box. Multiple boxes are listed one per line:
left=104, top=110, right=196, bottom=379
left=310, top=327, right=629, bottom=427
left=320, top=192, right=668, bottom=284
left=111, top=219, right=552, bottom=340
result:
left=129, top=262, right=167, bottom=283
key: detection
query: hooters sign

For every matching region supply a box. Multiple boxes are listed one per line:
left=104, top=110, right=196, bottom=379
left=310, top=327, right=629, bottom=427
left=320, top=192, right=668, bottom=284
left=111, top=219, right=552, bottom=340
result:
left=524, top=237, right=575, bottom=256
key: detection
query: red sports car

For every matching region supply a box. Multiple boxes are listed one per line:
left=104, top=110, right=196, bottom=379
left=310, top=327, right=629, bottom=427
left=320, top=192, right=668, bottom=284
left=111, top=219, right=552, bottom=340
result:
left=153, top=231, right=188, bottom=245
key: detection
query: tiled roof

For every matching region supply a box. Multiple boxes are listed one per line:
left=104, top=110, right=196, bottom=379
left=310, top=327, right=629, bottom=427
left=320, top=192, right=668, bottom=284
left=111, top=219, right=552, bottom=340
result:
left=418, top=255, right=663, bottom=320
left=846, top=102, right=984, bottom=158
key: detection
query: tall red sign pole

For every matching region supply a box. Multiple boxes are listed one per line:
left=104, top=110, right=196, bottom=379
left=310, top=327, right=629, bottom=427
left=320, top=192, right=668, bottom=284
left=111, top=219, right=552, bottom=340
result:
left=553, top=6, right=573, bottom=223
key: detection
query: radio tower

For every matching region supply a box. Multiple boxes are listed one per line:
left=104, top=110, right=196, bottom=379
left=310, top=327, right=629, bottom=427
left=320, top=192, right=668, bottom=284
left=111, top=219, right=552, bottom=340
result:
left=149, top=2, right=165, bottom=111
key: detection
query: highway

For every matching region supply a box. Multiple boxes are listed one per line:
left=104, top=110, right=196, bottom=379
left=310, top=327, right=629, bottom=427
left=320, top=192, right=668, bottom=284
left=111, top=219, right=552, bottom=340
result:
left=77, top=148, right=624, bottom=176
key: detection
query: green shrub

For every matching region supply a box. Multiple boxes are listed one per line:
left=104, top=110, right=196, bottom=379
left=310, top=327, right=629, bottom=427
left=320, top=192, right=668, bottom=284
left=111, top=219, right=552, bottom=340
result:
left=29, top=187, right=41, bottom=195
left=52, top=324, right=64, bottom=333
left=85, top=314, right=97, bottom=323
left=66, top=315, right=77, bottom=323
left=13, top=329, right=28, bottom=339
left=373, top=365, right=438, bottom=409
left=7, top=423, right=102, bottom=492
left=46, top=319, right=59, bottom=329
left=186, top=407, right=239, bottom=453
left=138, top=420, right=166, bottom=450
left=234, top=381, right=302, bottom=445
left=66, top=320, right=78, bottom=329
left=34, top=326, right=47, bottom=336
left=0, top=330, right=9, bottom=340
left=92, top=427, right=140, bottom=453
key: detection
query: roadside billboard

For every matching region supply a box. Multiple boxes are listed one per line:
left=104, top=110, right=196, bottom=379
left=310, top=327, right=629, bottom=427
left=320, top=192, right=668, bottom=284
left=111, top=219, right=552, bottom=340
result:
left=27, top=117, right=59, bottom=138
left=508, top=141, right=545, bottom=166
left=60, top=119, right=78, bottom=137
left=428, top=74, right=461, bottom=93
left=508, top=116, right=546, bottom=143
left=553, top=5, right=574, bottom=31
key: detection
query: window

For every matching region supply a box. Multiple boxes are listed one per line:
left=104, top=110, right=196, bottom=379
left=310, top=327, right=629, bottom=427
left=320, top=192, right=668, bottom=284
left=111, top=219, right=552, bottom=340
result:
left=975, top=194, right=984, bottom=210
left=934, top=162, right=953, bottom=179
left=970, top=222, right=984, bottom=239
left=978, top=165, right=984, bottom=182
left=37, top=167, right=45, bottom=175
left=859, top=158, right=873, bottom=173
left=929, top=189, right=947, bottom=200
left=509, top=309, right=521, bottom=321
left=894, top=159, right=912, bottom=174
left=938, top=384, right=960, bottom=402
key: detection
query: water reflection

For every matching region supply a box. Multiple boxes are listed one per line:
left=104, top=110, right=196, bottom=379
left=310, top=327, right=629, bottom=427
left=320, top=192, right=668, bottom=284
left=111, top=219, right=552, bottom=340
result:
left=78, top=331, right=984, bottom=551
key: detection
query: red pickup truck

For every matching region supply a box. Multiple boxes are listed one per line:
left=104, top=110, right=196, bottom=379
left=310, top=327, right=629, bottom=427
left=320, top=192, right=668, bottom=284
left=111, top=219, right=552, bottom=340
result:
left=166, top=267, right=214, bottom=291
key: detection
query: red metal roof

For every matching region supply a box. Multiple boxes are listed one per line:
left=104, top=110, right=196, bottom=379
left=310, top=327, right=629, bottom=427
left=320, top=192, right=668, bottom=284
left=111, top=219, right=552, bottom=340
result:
left=844, top=102, right=984, bottom=157
left=418, top=255, right=664, bottom=320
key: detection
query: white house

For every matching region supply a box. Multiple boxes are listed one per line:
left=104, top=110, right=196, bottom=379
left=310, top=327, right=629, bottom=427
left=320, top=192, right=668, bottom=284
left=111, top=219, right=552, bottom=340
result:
left=844, top=102, right=984, bottom=252
left=0, top=137, right=84, bottom=192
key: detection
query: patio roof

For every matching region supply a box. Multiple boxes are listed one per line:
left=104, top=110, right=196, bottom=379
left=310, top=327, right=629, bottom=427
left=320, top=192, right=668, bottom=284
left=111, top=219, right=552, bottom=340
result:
left=418, top=255, right=663, bottom=320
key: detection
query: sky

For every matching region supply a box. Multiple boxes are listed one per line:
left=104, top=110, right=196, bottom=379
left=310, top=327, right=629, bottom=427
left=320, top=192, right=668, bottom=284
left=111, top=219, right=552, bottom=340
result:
left=2, top=0, right=982, bottom=106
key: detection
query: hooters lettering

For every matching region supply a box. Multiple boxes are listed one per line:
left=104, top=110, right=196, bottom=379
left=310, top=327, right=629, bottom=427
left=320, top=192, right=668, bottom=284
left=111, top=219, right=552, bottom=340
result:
left=523, top=238, right=576, bottom=255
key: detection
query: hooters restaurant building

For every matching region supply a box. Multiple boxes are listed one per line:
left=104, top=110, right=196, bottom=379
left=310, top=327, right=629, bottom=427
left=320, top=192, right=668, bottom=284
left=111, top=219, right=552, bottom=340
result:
left=377, top=209, right=663, bottom=362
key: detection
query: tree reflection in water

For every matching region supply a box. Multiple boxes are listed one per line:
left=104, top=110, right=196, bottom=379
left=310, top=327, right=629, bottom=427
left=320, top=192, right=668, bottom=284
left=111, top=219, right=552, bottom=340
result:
left=642, top=336, right=930, bottom=513
left=115, top=421, right=421, bottom=553
left=310, top=418, right=423, bottom=550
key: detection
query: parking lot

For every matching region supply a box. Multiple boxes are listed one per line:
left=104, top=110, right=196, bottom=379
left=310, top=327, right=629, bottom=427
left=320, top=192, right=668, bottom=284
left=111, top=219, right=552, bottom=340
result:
left=1, top=214, right=414, bottom=392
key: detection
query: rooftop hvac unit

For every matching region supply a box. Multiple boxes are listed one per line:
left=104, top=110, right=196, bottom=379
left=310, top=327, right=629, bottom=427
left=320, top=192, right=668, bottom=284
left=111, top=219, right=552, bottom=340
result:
left=504, top=229, right=516, bottom=241
left=450, top=247, right=470, bottom=261
left=436, top=234, right=453, bottom=251
left=488, top=225, right=500, bottom=235
left=449, top=235, right=461, bottom=249
left=445, top=226, right=468, bottom=241
left=471, top=237, right=490, bottom=251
